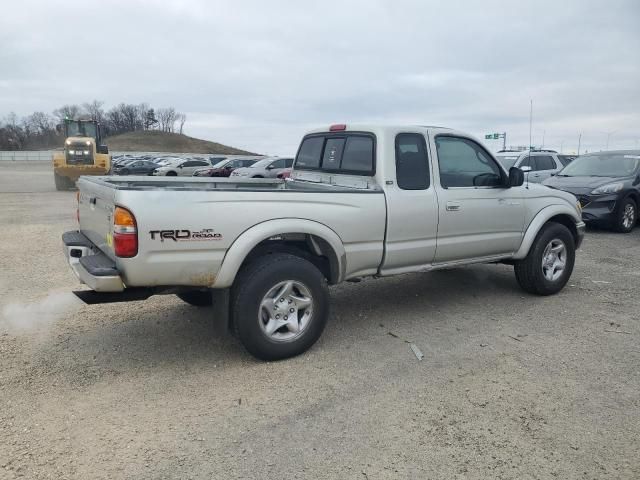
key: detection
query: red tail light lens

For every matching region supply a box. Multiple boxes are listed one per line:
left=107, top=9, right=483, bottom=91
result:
left=329, top=124, right=347, bottom=131
left=113, top=206, right=138, bottom=257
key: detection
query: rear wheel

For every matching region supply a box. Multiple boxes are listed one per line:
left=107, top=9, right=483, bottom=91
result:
left=252, top=175, right=264, bottom=178
left=231, top=253, right=329, bottom=360
left=54, top=173, right=65, bottom=190
left=54, top=173, right=73, bottom=190
left=176, top=290, right=213, bottom=306
left=166, top=171, right=177, bottom=176
left=514, top=222, right=575, bottom=295
left=614, top=198, right=637, bottom=233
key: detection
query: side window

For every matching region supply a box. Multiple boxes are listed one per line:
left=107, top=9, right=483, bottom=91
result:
left=296, top=137, right=324, bottom=168
left=243, top=160, right=254, bottom=167
left=435, top=136, right=503, bottom=188
left=519, top=155, right=535, bottom=169
left=181, top=161, right=194, bottom=167
left=322, top=138, right=345, bottom=170
left=284, top=158, right=294, bottom=168
left=395, top=133, right=429, bottom=190
left=194, top=160, right=209, bottom=167
left=271, top=159, right=286, bottom=169
left=536, top=155, right=556, bottom=170
left=341, top=136, right=374, bottom=173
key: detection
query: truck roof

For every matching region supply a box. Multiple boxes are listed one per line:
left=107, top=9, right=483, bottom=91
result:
left=303, top=124, right=457, bottom=135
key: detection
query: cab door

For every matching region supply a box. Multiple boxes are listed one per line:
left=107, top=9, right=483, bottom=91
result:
left=431, top=135, right=525, bottom=263
left=380, top=132, right=439, bottom=273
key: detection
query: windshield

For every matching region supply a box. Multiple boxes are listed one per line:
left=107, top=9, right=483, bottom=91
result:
left=248, top=158, right=272, bottom=168
left=559, top=153, right=640, bottom=177
left=212, top=159, right=230, bottom=168
left=66, top=121, right=97, bottom=139
left=495, top=155, right=520, bottom=170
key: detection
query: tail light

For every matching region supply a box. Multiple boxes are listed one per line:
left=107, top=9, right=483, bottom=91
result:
left=113, top=206, right=138, bottom=257
left=329, top=124, right=347, bottom=131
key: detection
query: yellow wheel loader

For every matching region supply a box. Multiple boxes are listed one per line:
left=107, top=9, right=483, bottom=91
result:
left=52, top=119, right=111, bottom=190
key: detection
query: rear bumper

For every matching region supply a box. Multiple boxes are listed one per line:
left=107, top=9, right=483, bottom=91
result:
left=62, top=231, right=124, bottom=292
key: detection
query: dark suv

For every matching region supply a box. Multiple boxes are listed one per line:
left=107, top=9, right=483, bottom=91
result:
left=543, top=150, right=640, bottom=233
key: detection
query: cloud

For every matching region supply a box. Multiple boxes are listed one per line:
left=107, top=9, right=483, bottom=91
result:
left=1, top=0, right=639, bottom=154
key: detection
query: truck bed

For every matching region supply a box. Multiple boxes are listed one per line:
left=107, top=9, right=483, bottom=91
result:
left=75, top=174, right=387, bottom=289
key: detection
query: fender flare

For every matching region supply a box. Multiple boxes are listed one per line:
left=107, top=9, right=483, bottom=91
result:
left=212, top=219, right=346, bottom=288
left=512, top=204, right=582, bottom=259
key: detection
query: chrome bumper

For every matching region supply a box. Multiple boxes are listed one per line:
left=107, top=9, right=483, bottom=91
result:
left=62, top=231, right=124, bottom=292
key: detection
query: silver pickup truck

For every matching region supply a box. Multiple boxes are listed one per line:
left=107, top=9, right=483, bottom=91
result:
left=63, top=124, right=585, bottom=360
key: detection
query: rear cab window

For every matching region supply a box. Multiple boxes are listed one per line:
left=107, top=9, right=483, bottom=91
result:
left=295, top=132, right=375, bottom=175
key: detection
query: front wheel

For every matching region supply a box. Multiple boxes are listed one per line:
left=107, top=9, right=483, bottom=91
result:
left=166, top=171, right=177, bottom=176
left=614, top=198, right=637, bottom=233
left=231, top=253, right=329, bottom=360
left=514, top=222, right=575, bottom=295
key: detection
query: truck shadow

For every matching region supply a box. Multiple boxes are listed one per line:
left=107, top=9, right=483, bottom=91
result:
left=36, top=264, right=537, bottom=383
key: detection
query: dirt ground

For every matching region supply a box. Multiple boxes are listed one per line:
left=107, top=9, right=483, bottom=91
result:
left=0, top=161, right=638, bottom=479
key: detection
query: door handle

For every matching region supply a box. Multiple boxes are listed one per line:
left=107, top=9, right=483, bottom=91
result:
left=446, top=202, right=461, bottom=211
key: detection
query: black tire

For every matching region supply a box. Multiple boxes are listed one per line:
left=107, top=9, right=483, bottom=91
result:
left=54, top=172, right=66, bottom=190
left=176, top=290, right=213, bottom=306
left=166, top=171, right=177, bottom=176
left=120, top=168, right=130, bottom=175
left=514, top=222, right=575, bottom=296
left=231, top=253, right=329, bottom=361
left=613, top=197, right=637, bottom=233
left=252, top=175, right=264, bottom=178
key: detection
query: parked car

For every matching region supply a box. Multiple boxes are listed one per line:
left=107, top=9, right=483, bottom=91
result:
left=495, top=149, right=565, bottom=183
left=193, top=158, right=259, bottom=177
left=116, top=160, right=160, bottom=176
left=63, top=124, right=584, bottom=361
left=277, top=168, right=292, bottom=179
left=543, top=150, right=640, bottom=232
left=208, top=156, right=227, bottom=166
left=151, top=158, right=211, bottom=176
left=230, top=157, right=294, bottom=178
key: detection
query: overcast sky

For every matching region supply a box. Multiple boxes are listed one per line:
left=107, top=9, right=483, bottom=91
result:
left=1, top=0, right=639, bottom=155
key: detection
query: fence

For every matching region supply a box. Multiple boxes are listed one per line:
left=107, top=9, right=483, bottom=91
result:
left=0, top=150, right=55, bottom=161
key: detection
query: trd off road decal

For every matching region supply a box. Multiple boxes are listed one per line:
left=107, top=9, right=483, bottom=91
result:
left=149, top=229, right=222, bottom=242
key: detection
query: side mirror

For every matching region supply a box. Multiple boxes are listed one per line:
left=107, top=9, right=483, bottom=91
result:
left=178, top=164, right=184, bottom=169
left=266, top=165, right=274, bottom=170
left=520, top=165, right=532, bottom=173
left=509, top=167, right=525, bottom=187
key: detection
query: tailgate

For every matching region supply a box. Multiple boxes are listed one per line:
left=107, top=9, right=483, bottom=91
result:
left=77, top=177, right=117, bottom=260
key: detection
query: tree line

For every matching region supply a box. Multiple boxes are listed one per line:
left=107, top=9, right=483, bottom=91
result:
left=0, top=101, right=187, bottom=150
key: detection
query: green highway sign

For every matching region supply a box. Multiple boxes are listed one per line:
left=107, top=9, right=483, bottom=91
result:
left=485, top=132, right=503, bottom=139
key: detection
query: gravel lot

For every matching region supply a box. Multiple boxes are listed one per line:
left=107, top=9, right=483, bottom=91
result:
left=1, top=161, right=638, bottom=479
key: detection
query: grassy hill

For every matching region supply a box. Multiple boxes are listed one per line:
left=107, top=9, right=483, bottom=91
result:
left=104, top=131, right=256, bottom=155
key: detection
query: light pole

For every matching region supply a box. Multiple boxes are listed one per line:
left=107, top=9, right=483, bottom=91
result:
left=603, top=130, right=618, bottom=150
left=577, top=133, right=582, bottom=155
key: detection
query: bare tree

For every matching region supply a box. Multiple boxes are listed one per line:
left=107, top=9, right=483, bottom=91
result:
left=82, top=100, right=105, bottom=124
left=156, top=107, right=177, bottom=132
left=52, top=104, right=81, bottom=122
left=27, top=112, right=54, bottom=134
left=177, top=113, right=186, bottom=134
